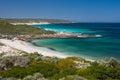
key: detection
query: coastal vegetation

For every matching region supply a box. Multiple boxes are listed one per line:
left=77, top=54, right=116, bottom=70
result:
left=0, top=43, right=4, bottom=46
left=0, top=19, right=55, bottom=35
left=0, top=51, right=119, bottom=80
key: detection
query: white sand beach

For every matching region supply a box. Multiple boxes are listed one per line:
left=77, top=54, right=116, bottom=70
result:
left=10, top=22, right=50, bottom=25
left=0, top=39, right=67, bottom=58
left=0, top=39, right=94, bottom=62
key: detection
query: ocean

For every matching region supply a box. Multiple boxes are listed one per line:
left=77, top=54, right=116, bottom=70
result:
left=31, top=23, right=120, bottom=60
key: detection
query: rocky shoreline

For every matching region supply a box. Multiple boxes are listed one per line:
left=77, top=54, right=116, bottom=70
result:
left=0, top=31, right=101, bottom=41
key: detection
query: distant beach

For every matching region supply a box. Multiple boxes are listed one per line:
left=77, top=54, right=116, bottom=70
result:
left=10, top=22, right=50, bottom=25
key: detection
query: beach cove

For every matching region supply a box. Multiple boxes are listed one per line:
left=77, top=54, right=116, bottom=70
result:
left=0, top=19, right=120, bottom=61
left=32, top=23, right=120, bottom=61
left=0, top=39, right=67, bottom=58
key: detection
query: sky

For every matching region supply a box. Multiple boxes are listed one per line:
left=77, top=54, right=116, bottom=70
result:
left=0, top=0, right=120, bottom=22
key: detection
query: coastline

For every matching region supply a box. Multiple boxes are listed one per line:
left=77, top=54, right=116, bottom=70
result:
left=0, top=39, right=94, bottom=62
left=0, top=39, right=67, bottom=58
left=10, top=22, right=50, bottom=25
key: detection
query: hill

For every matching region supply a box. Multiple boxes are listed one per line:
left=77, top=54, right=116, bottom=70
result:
left=0, top=19, right=55, bottom=35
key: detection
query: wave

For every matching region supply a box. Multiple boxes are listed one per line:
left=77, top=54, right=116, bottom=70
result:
left=77, top=34, right=102, bottom=38
left=95, top=35, right=102, bottom=37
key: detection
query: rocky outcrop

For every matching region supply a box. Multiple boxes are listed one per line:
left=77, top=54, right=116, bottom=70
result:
left=59, top=75, right=87, bottom=80
left=0, top=32, right=100, bottom=41
left=32, top=32, right=98, bottom=39
left=23, top=73, right=47, bottom=80
left=0, top=56, right=30, bottom=70
left=0, top=73, right=47, bottom=80
left=96, top=57, right=120, bottom=68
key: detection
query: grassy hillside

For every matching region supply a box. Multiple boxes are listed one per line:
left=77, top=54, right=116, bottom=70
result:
left=0, top=19, right=55, bottom=35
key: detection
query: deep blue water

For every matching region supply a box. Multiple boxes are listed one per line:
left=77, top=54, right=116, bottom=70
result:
left=32, top=23, right=120, bottom=60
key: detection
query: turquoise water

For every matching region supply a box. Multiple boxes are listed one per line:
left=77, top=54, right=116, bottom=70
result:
left=32, top=23, right=120, bottom=60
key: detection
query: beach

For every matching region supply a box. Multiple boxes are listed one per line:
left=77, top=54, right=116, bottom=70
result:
left=0, top=39, right=95, bottom=62
left=0, top=39, right=68, bottom=58
left=10, top=22, right=50, bottom=25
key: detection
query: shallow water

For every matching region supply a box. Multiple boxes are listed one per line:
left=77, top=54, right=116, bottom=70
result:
left=32, top=23, right=120, bottom=60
